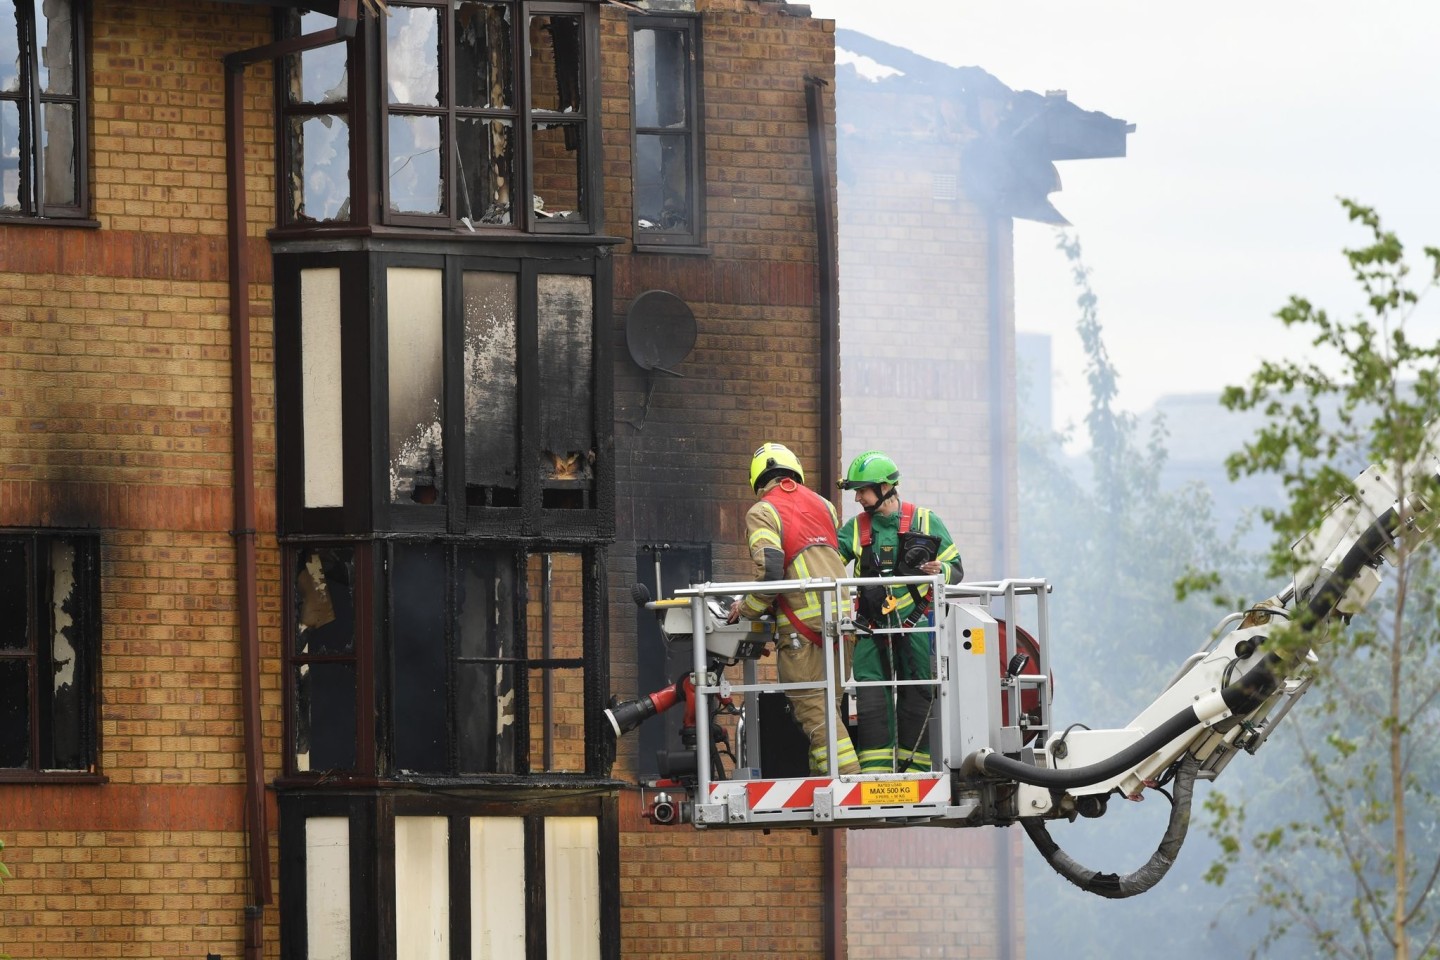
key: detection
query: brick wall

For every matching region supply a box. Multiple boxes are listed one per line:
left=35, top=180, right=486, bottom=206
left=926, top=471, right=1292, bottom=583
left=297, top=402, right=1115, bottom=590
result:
left=837, top=136, right=1019, bottom=579
left=0, top=3, right=281, bottom=957
left=604, top=2, right=841, bottom=957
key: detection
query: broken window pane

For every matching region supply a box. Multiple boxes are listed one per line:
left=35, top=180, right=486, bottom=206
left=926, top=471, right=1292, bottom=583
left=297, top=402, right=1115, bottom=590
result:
left=462, top=271, right=518, bottom=504
left=0, top=1, right=18, bottom=94
left=528, top=15, right=582, bottom=114
left=388, top=113, right=444, bottom=215
left=527, top=553, right=586, bottom=773
left=289, top=11, right=348, bottom=105
left=290, top=115, right=351, bottom=223
left=530, top=122, right=582, bottom=223
left=632, top=20, right=700, bottom=243
left=537, top=275, right=593, bottom=507
left=292, top=547, right=357, bottom=773
left=633, top=28, right=686, bottom=130
left=386, top=5, right=441, bottom=107
left=454, top=3, right=512, bottom=109
left=392, top=543, right=449, bottom=774
left=634, top=134, right=690, bottom=234
left=456, top=548, right=517, bottom=773
left=0, top=100, right=21, bottom=211
left=455, top=117, right=513, bottom=226
left=44, top=538, right=82, bottom=769
left=0, top=532, right=97, bottom=773
left=36, top=0, right=74, bottom=96
left=387, top=267, right=445, bottom=505
left=294, top=548, right=356, bottom=657
left=40, top=101, right=74, bottom=207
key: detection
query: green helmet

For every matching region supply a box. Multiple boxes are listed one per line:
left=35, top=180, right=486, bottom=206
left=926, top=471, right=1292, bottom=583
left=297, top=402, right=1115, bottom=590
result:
left=839, top=450, right=900, bottom=490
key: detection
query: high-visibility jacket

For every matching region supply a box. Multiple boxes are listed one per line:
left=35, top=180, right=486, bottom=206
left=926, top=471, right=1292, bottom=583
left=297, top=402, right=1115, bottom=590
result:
left=740, top=477, right=848, bottom=643
left=838, top=502, right=963, bottom=622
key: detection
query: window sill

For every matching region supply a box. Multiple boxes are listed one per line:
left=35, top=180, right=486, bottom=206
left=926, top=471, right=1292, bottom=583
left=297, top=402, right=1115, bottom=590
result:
left=633, top=241, right=711, bottom=256
left=0, top=216, right=100, bottom=229
left=0, top=771, right=108, bottom=785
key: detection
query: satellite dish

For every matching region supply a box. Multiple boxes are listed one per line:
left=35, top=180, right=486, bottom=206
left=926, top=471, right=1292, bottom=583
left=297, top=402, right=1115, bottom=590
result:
left=626, top=290, right=696, bottom=377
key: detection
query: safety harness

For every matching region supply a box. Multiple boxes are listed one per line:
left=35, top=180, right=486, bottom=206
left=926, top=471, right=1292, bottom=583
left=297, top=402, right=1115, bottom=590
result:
left=855, top=502, right=934, bottom=632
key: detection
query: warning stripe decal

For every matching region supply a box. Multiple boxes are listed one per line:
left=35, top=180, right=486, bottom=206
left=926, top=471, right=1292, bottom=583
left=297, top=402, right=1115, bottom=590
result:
left=721, top=777, right=947, bottom=811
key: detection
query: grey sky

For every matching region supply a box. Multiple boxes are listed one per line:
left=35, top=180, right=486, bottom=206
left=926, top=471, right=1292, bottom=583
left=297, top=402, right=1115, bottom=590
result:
left=807, top=1, right=1440, bottom=435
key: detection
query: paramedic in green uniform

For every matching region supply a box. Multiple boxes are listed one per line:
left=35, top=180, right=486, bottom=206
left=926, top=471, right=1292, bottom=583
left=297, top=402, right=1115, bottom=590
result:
left=837, top=450, right=963, bottom=772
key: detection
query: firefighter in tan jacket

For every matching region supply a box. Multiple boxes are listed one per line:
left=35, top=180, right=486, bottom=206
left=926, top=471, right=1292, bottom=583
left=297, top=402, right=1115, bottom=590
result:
left=728, top=443, right=860, bottom=775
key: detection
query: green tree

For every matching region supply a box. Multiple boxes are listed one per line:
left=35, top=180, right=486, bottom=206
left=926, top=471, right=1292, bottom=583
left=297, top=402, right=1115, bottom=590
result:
left=1207, top=200, right=1440, bottom=959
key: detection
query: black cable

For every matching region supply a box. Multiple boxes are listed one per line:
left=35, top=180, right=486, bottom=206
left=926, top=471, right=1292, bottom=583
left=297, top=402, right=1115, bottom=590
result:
left=1022, top=755, right=1200, bottom=899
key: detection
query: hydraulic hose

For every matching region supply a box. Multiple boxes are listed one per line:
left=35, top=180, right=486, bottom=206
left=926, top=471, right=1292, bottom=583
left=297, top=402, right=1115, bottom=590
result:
left=977, top=709, right=1199, bottom=788
left=980, top=503, right=1405, bottom=790
left=1005, top=501, right=1407, bottom=900
left=1022, top=756, right=1199, bottom=899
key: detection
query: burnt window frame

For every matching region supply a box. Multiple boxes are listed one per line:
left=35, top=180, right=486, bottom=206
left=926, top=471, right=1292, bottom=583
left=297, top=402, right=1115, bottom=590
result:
left=277, top=792, right=621, bottom=960
left=0, top=0, right=91, bottom=223
left=272, top=248, right=614, bottom=541
left=628, top=12, right=705, bottom=252
left=378, top=0, right=602, bottom=234
left=277, top=8, right=359, bottom=227
left=375, top=253, right=608, bottom=535
left=284, top=541, right=376, bottom=782
left=280, top=540, right=608, bottom=782
left=382, top=541, right=603, bottom=780
left=0, top=529, right=101, bottom=782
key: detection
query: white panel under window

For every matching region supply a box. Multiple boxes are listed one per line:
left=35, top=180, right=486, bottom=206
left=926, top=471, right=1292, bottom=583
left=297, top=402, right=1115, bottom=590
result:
left=396, top=816, right=450, bottom=960
left=386, top=267, right=446, bottom=505
left=301, top=268, right=344, bottom=509
left=306, top=817, right=351, bottom=960
left=544, top=817, right=599, bottom=960
left=470, top=818, right=526, bottom=960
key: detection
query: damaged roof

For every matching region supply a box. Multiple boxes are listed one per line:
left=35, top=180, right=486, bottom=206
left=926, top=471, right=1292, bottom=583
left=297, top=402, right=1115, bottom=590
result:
left=835, top=28, right=1133, bottom=224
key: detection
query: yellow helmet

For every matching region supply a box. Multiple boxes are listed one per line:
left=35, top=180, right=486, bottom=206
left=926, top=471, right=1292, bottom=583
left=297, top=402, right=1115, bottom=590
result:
left=749, top=442, right=804, bottom=492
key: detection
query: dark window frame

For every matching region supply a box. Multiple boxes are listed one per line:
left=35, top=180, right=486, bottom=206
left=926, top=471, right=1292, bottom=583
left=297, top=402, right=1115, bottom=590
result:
left=272, top=247, right=615, bottom=541
left=0, top=528, right=102, bottom=782
left=373, top=251, right=611, bottom=537
left=382, top=541, right=604, bottom=780
left=277, top=8, right=359, bottom=228
left=278, top=791, right=621, bottom=960
left=628, top=12, right=705, bottom=252
left=0, top=0, right=90, bottom=223
left=280, top=540, right=609, bottom=783
left=377, top=0, right=602, bottom=235
left=283, top=541, right=377, bottom=783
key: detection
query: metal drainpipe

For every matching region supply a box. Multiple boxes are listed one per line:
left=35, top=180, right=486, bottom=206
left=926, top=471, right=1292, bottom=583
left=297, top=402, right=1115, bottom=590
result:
left=222, top=6, right=358, bottom=959
left=804, top=74, right=845, bottom=960
left=985, top=213, right=1015, bottom=960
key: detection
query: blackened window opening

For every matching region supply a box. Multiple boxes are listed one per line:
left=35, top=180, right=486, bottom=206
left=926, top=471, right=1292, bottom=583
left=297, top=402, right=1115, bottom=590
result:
left=389, top=544, right=590, bottom=777
left=379, top=260, right=598, bottom=523
left=631, top=15, right=703, bottom=247
left=381, top=0, right=593, bottom=230
left=292, top=545, right=360, bottom=773
left=0, top=531, right=98, bottom=775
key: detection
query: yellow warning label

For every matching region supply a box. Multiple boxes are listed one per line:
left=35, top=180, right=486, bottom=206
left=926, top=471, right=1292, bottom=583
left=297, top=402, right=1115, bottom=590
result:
left=859, top=780, right=921, bottom=805
left=969, top=627, right=985, bottom=654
